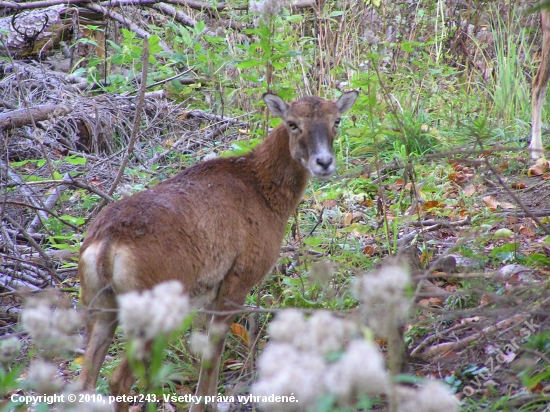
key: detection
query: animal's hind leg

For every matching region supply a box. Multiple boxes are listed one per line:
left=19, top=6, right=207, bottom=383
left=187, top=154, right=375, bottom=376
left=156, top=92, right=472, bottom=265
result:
left=78, top=307, right=118, bottom=391
left=191, top=279, right=251, bottom=412
left=109, top=356, right=135, bottom=412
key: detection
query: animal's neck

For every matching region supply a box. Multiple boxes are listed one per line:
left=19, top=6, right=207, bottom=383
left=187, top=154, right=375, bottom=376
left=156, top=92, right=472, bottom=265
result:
left=250, top=124, right=310, bottom=218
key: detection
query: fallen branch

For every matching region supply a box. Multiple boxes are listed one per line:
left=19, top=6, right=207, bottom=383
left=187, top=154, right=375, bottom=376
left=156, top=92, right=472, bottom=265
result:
left=186, top=109, right=248, bottom=127
left=22, top=249, right=78, bottom=264
left=410, top=322, right=471, bottom=358
left=66, top=176, right=115, bottom=202
left=411, top=216, right=471, bottom=227
left=146, top=131, right=191, bottom=166
left=151, top=2, right=197, bottom=28
left=28, top=173, right=71, bottom=233
left=0, top=275, right=40, bottom=291
left=418, top=310, right=539, bottom=358
left=0, top=104, right=72, bottom=131
left=2, top=215, right=62, bottom=285
left=83, top=3, right=172, bottom=53
left=0, top=160, right=50, bottom=225
left=422, top=315, right=524, bottom=357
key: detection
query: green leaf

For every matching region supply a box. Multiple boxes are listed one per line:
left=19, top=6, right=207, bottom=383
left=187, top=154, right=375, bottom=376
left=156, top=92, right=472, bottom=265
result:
left=10, top=159, right=32, bottom=167
left=50, top=243, right=78, bottom=251
left=285, top=15, right=304, bottom=23
left=59, top=215, right=85, bottom=225
left=328, top=10, right=345, bottom=17
left=236, top=59, right=263, bottom=69
left=65, top=155, right=86, bottom=165
left=524, top=367, right=550, bottom=390
left=75, top=38, right=98, bottom=47
left=194, top=20, right=205, bottom=34
left=121, top=29, right=136, bottom=42
left=148, top=35, right=162, bottom=54
left=107, top=40, right=122, bottom=53
left=271, top=62, right=287, bottom=70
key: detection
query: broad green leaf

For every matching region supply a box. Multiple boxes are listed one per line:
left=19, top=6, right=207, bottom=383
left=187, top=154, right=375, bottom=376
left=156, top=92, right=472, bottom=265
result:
left=236, top=60, right=263, bottom=69
left=65, top=155, right=86, bottom=165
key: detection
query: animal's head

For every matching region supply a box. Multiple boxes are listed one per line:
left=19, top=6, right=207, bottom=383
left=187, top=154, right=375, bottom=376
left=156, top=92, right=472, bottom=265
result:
left=263, top=91, right=358, bottom=180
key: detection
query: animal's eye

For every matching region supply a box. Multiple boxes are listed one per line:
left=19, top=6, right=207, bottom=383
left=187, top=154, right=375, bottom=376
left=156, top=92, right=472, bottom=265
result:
left=335, top=118, right=341, bottom=127
left=288, top=121, right=298, bottom=131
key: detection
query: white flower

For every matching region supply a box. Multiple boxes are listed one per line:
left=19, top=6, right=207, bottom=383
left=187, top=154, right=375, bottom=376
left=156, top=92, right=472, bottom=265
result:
left=268, top=309, right=308, bottom=345
left=248, top=0, right=283, bottom=27
left=353, top=264, right=411, bottom=337
left=117, top=281, right=190, bottom=358
left=27, top=360, right=62, bottom=394
left=52, top=307, right=83, bottom=334
left=190, top=332, right=214, bottom=362
left=307, top=310, right=355, bottom=355
left=248, top=0, right=282, bottom=16
left=325, top=340, right=389, bottom=403
left=268, top=309, right=355, bottom=356
left=21, top=302, right=83, bottom=356
left=396, top=380, right=457, bottom=412
left=253, top=343, right=325, bottom=411
left=0, top=336, right=21, bottom=364
left=256, top=308, right=392, bottom=408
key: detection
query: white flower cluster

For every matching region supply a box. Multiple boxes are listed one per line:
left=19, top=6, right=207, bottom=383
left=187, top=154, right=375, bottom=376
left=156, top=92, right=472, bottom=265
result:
left=117, top=280, right=190, bottom=358
left=249, top=0, right=283, bottom=17
left=21, top=293, right=83, bottom=357
left=252, top=310, right=388, bottom=411
left=27, top=359, right=63, bottom=394
left=0, top=335, right=22, bottom=364
left=396, top=380, right=458, bottom=412
left=190, top=331, right=214, bottom=362
left=248, top=0, right=283, bottom=27
left=352, top=264, right=412, bottom=338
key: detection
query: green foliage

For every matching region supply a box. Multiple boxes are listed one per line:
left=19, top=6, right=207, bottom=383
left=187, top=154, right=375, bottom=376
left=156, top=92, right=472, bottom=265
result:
left=489, top=7, right=534, bottom=128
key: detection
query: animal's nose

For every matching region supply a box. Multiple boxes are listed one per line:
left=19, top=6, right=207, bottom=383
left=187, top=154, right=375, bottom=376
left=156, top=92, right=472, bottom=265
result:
left=316, top=155, right=333, bottom=170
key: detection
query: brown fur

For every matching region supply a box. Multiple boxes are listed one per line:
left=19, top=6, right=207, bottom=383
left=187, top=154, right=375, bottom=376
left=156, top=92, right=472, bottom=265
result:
left=77, top=92, right=358, bottom=412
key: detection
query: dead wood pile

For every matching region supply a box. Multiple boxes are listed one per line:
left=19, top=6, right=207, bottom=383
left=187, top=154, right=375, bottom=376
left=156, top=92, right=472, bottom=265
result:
left=0, top=60, right=247, bottom=292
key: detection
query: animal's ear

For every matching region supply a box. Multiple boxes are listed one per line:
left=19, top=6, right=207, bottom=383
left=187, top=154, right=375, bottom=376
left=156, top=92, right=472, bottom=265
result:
left=335, top=90, right=359, bottom=114
left=263, top=93, right=288, bottom=119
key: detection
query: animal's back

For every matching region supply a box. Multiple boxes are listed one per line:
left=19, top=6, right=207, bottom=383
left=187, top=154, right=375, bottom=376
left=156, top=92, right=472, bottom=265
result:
left=79, top=156, right=283, bottom=305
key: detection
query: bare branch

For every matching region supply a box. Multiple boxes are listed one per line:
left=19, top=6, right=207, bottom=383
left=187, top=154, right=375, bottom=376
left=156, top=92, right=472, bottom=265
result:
left=83, top=3, right=173, bottom=53
left=3, top=214, right=62, bottom=285
left=0, top=104, right=72, bottom=131
left=93, top=37, right=150, bottom=215
left=27, top=173, right=71, bottom=233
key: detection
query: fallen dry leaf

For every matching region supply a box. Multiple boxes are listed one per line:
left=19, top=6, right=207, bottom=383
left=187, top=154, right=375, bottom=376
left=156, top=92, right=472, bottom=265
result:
left=462, top=185, right=476, bottom=197
left=424, top=200, right=443, bottom=210
left=510, top=181, right=526, bottom=189
left=519, top=225, right=535, bottom=237
left=496, top=160, right=509, bottom=173
left=528, top=158, right=549, bottom=176
left=343, top=212, right=354, bottom=226
left=418, top=297, right=443, bottom=308
left=323, top=199, right=338, bottom=208
left=482, top=195, right=499, bottom=210
left=363, top=245, right=376, bottom=257
left=230, top=323, right=249, bottom=345
left=499, top=201, right=516, bottom=210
